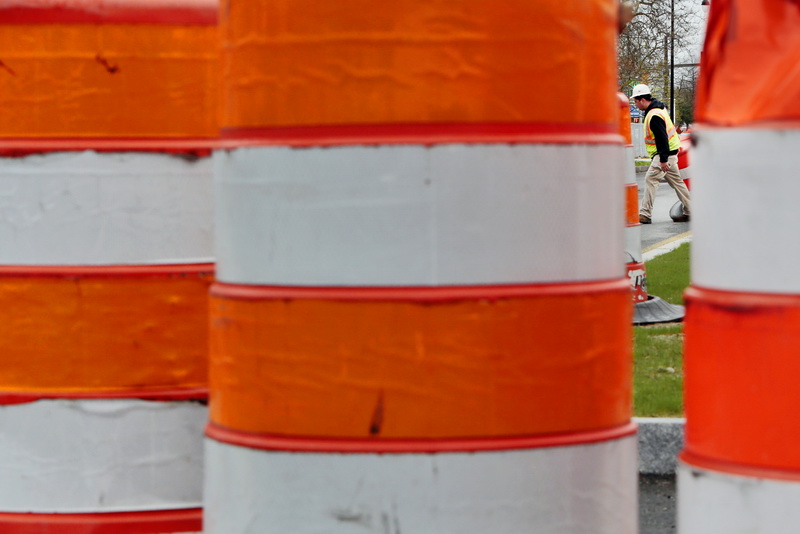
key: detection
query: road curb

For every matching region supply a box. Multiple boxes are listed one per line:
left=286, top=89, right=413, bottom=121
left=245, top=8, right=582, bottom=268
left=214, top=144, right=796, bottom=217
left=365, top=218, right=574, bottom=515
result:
left=635, top=417, right=685, bottom=475
left=642, top=232, right=692, bottom=262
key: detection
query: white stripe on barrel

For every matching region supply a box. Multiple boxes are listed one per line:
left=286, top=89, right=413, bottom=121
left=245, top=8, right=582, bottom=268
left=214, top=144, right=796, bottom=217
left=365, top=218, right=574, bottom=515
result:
left=0, top=151, right=213, bottom=265
left=214, top=143, right=625, bottom=286
left=205, top=434, right=637, bottom=534
left=0, top=399, right=205, bottom=513
left=679, top=463, right=800, bottom=534
left=691, top=128, right=800, bottom=293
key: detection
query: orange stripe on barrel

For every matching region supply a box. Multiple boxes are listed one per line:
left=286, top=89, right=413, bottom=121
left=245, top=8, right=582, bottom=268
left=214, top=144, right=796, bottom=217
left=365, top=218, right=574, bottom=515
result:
left=684, top=286, right=800, bottom=475
left=209, top=279, right=632, bottom=439
left=0, top=265, right=212, bottom=397
left=617, top=92, right=633, bottom=144
left=220, top=0, right=618, bottom=129
left=626, top=182, right=639, bottom=225
left=0, top=24, right=218, bottom=138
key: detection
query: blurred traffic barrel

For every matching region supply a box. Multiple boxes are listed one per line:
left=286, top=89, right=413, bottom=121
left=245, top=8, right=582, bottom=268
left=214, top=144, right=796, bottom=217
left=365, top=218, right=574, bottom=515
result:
left=619, top=92, right=647, bottom=303
left=680, top=1, right=800, bottom=532
left=677, top=135, right=692, bottom=188
left=206, top=1, right=636, bottom=532
left=0, top=1, right=217, bottom=532
left=670, top=134, right=693, bottom=221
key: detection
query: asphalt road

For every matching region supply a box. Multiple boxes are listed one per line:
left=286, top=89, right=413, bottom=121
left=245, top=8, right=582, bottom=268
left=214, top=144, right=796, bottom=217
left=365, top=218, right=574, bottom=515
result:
left=640, top=474, right=677, bottom=533
left=637, top=171, right=692, bottom=251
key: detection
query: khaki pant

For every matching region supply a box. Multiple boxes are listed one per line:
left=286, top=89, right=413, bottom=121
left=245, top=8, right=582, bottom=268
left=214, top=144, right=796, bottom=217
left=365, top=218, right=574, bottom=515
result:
left=639, top=154, right=691, bottom=218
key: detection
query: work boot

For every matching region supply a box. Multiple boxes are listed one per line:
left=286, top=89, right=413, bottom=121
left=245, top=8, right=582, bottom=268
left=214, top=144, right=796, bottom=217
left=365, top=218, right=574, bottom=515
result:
left=639, top=215, right=651, bottom=224
left=673, top=214, right=690, bottom=222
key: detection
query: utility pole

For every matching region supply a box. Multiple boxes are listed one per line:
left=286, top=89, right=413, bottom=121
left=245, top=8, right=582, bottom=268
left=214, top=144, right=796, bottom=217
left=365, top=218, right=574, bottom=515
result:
left=670, top=0, right=675, bottom=122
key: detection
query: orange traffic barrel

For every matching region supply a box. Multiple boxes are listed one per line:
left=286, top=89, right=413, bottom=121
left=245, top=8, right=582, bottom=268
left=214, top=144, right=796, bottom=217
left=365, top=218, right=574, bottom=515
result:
left=679, top=1, right=800, bottom=532
left=0, top=1, right=217, bottom=532
left=619, top=92, right=647, bottom=304
left=669, top=134, right=693, bottom=221
left=205, top=1, right=637, bottom=532
left=677, top=134, right=692, bottom=185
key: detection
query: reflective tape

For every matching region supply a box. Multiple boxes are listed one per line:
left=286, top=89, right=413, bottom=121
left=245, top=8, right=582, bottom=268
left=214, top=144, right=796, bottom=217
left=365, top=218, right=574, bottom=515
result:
left=684, top=286, right=800, bottom=475
left=626, top=182, right=640, bottom=225
left=678, top=461, right=800, bottom=534
left=0, top=265, right=211, bottom=397
left=692, top=128, right=800, bottom=293
left=625, top=224, right=642, bottom=263
left=209, top=280, right=632, bottom=438
left=219, top=0, right=619, bottom=130
left=204, top=433, right=637, bottom=534
left=0, top=399, right=205, bottom=513
left=0, top=152, right=213, bottom=265
left=695, top=0, right=800, bottom=125
left=215, top=143, right=626, bottom=286
left=0, top=22, right=217, bottom=138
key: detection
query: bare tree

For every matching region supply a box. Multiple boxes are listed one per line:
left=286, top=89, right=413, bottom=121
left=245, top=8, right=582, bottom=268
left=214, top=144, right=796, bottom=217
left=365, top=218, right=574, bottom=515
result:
left=618, top=0, right=703, bottom=104
left=674, top=66, right=699, bottom=127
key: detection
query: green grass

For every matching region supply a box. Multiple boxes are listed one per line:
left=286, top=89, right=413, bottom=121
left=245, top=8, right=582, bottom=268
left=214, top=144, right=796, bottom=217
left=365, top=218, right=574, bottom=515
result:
left=633, top=242, right=690, bottom=417
left=644, top=242, right=691, bottom=305
left=634, top=324, right=684, bottom=416
left=635, top=159, right=651, bottom=167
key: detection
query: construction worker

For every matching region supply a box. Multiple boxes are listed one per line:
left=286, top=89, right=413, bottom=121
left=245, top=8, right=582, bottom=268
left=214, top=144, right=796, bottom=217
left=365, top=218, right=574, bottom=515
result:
left=632, top=84, right=691, bottom=224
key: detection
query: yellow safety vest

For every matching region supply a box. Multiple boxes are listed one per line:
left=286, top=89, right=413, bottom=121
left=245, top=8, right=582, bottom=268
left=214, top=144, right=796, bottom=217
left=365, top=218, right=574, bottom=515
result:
left=644, top=108, right=681, bottom=158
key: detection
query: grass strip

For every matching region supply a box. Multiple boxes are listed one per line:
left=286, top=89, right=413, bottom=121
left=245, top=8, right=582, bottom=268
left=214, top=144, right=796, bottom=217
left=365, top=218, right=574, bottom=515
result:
left=634, top=324, right=684, bottom=417
left=644, top=242, right=690, bottom=305
left=633, top=242, right=690, bottom=417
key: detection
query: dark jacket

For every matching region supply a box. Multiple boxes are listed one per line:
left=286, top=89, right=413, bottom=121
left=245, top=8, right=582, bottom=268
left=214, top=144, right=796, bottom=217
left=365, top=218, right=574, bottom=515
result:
left=644, top=100, right=678, bottom=163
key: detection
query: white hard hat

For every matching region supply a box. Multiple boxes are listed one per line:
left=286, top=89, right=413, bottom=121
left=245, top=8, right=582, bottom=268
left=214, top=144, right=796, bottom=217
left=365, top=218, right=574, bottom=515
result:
left=631, top=84, right=651, bottom=98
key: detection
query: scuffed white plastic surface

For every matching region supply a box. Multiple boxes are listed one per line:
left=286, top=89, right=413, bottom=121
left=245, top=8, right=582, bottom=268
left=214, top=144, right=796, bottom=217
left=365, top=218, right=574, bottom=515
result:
left=692, top=128, right=800, bottom=293
left=0, top=399, right=206, bottom=513
left=624, top=145, right=642, bottom=264
left=0, top=151, right=213, bottom=265
left=678, top=461, right=800, bottom=534
left=625, top=145, right=637, bottom=186
left=214, top=143, right=626, bottom=286
left=204, top=435, right=638, bottom=534
left=626, top=224, right=642, bottom=263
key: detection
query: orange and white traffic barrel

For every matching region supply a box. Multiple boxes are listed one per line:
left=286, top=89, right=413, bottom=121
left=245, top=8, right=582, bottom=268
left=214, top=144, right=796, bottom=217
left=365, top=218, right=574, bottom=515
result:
left=677, top=134, right=692, bottom=189
left=669, top=134, right=693, bottom=221
left=619, top=92, right=647, bottom=304
left=206, top=1, right=636, bottom=532
left=679, top=2, right=800, bottom=532
left=0, top=1, right=217, bottom=532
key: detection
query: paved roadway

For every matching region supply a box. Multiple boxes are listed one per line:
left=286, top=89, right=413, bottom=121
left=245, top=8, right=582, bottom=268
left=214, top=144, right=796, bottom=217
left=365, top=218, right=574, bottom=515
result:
left=640, top=474, right=677, bottom=533
left=637, top=170, right=692, bottom=251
